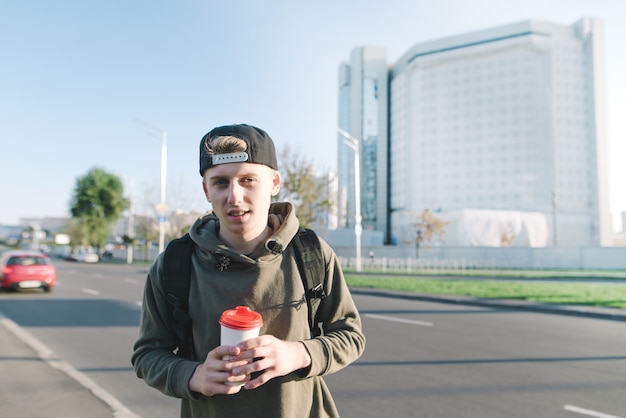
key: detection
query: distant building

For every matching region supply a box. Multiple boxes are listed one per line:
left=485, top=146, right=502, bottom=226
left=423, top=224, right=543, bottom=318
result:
left=337, top=46, right=389, bottom=243
left=18, top=217, right=69, bottom=236
left=339, top=17, right=610, bottom=248
left=0, top=224, right=23, bottom=245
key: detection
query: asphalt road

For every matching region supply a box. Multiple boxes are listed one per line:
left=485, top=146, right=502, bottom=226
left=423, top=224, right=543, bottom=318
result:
left=1, top=260, right=625, bottom=418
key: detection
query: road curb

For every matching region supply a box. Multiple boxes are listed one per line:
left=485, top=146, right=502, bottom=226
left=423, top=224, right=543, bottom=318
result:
left=350, top=287, right=626, bottom=322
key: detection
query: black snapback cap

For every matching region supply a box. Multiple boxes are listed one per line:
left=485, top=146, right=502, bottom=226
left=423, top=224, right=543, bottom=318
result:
left=199, top=124, right=278, bottom=176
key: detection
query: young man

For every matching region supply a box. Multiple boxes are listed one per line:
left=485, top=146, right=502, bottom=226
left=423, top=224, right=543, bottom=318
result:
left=132, top=124, right=365, bottom=417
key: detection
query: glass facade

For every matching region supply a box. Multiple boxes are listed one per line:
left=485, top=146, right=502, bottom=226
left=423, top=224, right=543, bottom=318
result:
left=361, top=77, right=379, bottom=228
left=337, top=47, right=388, bottom=236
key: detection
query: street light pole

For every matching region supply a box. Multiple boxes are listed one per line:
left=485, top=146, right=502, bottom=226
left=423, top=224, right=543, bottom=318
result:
left=158, top=130, right=167, bottom=254
left=337, top=128, right=362, bottom=272
left=552, top=191, right=557, bottom=247
left=136, top=120, right=167, bottom=255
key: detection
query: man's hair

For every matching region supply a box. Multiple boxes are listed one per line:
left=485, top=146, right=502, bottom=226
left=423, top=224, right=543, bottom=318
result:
left=204, top=135, right=247, bottom=156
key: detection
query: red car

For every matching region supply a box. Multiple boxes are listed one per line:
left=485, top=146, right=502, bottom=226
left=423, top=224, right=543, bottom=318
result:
left=0, top=250, right=57, bottom=292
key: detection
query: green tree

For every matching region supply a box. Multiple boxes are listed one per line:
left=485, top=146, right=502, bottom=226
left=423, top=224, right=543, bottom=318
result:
left=69, top=167, right=128, bottom=254
left=407, top=209, right=449, bottom=258
left=277, top=145, right=331, bottom=229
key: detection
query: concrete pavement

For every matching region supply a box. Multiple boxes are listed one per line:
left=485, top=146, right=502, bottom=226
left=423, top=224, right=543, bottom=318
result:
left=1, top=291, right=624, bottom=418
left=0, top=313, right=138, bottom=418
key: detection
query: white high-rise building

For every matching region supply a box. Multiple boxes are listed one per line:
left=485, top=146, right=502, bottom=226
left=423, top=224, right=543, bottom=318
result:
left=337, top=47, right=389, bottom=240
left=339, top=17, right=610, bottom=248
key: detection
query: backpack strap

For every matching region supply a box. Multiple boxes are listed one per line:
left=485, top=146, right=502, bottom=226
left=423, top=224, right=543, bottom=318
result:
left=292, top=228, right=326, bottom=337
left=163, top=233, right=196, bottom=360
left=162, top=228, right=327, bottom=360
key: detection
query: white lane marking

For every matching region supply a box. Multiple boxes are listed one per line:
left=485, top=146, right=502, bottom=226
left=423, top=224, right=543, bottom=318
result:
left=82, top=288, right=100, bottom=296
left=564, top=404, right=624, bottom=418
left=125, top=278, right=139, bottom=284
left=364, top=313, right=433, bottom=327
left=0, top=313, right=141, bottom=418
left=135, top=301, right=142, bottom=307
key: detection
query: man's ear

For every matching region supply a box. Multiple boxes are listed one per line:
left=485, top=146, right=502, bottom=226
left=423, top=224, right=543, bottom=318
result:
left=271, top=171, right=281, bottom=196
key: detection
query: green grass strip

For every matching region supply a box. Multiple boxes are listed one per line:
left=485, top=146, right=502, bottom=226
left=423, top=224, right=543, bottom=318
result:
left=345, top=274, right=626, bottom=310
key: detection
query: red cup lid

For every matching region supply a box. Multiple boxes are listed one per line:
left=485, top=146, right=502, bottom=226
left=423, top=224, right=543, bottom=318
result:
left=219, top=306, right=263, bottom=330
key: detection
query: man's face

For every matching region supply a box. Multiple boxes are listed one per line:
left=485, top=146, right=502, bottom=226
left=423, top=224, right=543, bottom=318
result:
left=202, top=162, right=280, bottom=241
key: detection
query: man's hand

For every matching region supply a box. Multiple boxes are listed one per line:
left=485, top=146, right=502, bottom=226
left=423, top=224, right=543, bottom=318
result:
left=230, top=335, right=312, bottom=390
left=188, top=345, right=254, bottom=396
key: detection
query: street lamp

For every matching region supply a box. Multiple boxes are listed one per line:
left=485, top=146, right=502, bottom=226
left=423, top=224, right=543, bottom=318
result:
left=137, top=120, right=168, bottom=255
left=552, top=191, right=558, bottom=247
left=337, top=127, right=362, bottom=272
left=158, top=130, right=167, bottom=254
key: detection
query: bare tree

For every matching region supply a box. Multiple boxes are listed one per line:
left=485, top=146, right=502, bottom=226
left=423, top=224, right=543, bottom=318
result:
left=501, top=228, right=515, bottom=247
left=133, top=214, right=158, bottom=261
left=277, top=145, right=331, bottom=229
left=135, top=175, right=207, bottom=246
left=404, top=209, right=449, bottom=258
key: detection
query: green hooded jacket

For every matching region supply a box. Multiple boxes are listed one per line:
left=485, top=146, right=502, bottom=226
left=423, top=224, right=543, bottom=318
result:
left=132, top=202, right=366, bottom=417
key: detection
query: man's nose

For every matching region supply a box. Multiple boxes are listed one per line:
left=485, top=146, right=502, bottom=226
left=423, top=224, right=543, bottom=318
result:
left=227, top=183, right=243, bottom=204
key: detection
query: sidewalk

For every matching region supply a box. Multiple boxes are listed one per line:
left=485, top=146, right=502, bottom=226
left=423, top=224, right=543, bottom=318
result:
left=0, top=314, right=137, bottom=418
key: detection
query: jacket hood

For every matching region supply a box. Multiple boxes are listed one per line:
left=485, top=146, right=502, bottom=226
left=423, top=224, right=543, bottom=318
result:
left=188, top=202, right=300, bottom=270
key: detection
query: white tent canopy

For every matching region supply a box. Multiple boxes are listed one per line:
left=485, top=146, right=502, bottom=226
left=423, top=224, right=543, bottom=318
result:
left=444, top=209, right=549, bottom=247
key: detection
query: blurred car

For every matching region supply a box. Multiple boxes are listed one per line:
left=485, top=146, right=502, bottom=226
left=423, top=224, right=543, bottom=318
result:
left=0, top=250, right=57, bottom=292
left=66, top=247, right=99, bottom=263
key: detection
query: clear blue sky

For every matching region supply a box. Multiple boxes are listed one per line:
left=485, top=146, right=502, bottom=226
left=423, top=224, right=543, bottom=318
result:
left=1, top=0, right=624, bottom=231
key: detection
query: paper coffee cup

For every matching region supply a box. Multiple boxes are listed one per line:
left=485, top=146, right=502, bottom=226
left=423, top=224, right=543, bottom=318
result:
left=219, top=306, right=263, bottom=386
left=220, top=305, right=263, bottom=345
